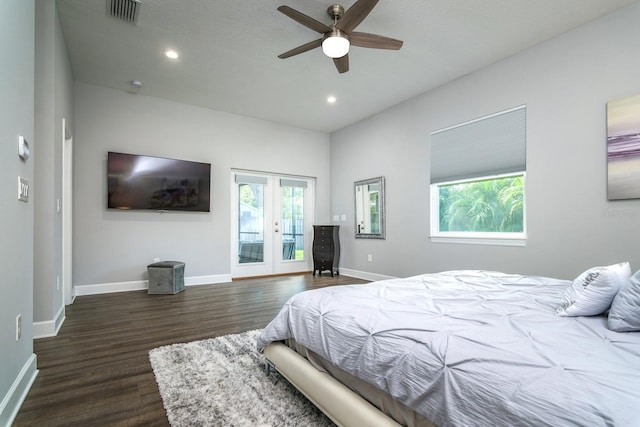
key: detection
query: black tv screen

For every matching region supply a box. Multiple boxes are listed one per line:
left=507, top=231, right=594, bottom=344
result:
left=107, top=151, right=211, bottom=212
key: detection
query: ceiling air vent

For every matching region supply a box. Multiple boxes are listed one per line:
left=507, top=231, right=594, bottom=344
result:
left=108, top=0, right=140, bottom=24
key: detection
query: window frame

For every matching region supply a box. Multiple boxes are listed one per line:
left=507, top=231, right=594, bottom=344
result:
left=429, top=171, right=527, bottom=246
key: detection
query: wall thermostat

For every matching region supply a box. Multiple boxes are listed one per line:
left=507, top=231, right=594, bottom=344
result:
left=18, top=135, right=30, bottom=160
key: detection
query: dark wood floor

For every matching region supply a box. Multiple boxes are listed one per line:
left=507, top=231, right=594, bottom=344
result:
left=13, top=273, right=368, bottom=427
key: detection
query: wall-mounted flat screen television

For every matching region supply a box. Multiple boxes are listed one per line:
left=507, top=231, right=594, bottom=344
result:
left=107, top=151, right=211, bottom=212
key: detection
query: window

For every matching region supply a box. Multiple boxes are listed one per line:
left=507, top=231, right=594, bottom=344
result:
left=430, top=106, right=526, bottom=245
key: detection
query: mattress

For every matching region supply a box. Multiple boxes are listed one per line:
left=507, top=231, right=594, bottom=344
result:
left=257, top=270, right=640, bottom=426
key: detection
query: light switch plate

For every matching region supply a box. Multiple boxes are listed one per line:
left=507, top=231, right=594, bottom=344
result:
left=18, top=136, right=30, bottom=160
left=18, top=177, right=29, bottom=202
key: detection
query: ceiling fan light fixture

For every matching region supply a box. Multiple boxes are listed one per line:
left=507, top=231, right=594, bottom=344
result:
left=277, top=2, right=402, bottom=73
left=322, top=30, right=349, bottom=58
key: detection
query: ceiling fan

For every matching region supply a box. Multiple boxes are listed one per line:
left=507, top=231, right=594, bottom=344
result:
left=277, top=0, right=403, bottom=73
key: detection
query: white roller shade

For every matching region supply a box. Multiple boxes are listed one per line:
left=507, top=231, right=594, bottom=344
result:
left=235, top=174, right=268, bottom=185
left=280, top=178, right=308, bottom=188
left=430, top=106, right=526, bottom=183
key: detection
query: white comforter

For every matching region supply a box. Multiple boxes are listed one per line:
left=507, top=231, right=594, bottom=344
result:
left=257, top=271, right=640, bottom=427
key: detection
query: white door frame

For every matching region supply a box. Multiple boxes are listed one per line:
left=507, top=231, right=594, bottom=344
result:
left=62, top=118, right=74, bottom=305
left=230, top=170, right=314, bottom=278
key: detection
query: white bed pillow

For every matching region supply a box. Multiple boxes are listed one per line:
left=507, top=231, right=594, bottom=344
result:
left=556, top=262, right=631, bottom=317
left=608, top=269, right=640, bottom=332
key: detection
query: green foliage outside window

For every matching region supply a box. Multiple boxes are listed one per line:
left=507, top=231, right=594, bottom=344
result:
left=281, top=186, right=304, bottom=220
left=239, top=184, right=258, bottom=207
left=438, top=175, right=524, bottom=233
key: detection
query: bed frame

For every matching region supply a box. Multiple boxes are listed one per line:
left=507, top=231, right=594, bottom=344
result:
left=264, top=342, right=407, bottom=427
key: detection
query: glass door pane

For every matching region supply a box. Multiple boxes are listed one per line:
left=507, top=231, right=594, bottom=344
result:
left=237, top=182, right=265, bottom=263
left=281, top=185, right=305, bottom=261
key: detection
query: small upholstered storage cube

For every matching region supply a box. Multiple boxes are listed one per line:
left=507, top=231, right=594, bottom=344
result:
left=147, top=261, right=185, bottom=294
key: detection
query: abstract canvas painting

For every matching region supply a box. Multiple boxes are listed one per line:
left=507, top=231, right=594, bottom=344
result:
left=607, top=93, right=640, bottom=200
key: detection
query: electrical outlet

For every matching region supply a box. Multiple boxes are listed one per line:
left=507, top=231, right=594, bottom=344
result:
left=153, top=257, right=160, bottom=263
left=16, top=314, right=22, bottom=341
left=367, top=254, right=372, bottom=262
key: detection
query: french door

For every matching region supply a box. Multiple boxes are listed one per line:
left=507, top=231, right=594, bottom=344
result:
left=231, top=171, right=314, bottom=277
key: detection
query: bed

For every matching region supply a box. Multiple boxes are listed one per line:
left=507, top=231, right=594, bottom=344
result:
left=257, top=269, right=640, bottom=427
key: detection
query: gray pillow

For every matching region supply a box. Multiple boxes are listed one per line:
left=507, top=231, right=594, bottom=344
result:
left=608, top=269, right=640, bottom=332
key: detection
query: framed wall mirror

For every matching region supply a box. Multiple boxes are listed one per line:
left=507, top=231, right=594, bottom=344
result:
left=354, top=176, right=385, bottom=239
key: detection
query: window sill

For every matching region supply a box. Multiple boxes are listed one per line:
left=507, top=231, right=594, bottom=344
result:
left=430, top=234, right=526, bottom=247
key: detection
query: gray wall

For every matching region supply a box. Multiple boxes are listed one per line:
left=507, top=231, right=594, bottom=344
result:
left=0, top=0, right=36, bottom=424
left=330, top=2, right=640, bottom=280
left=73, top=83, right=331, bottom=287
left=34, top=1, right=75, bottom=325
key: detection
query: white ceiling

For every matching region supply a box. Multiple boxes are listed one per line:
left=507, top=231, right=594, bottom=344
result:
left=56, top=0, right=637, bottom=133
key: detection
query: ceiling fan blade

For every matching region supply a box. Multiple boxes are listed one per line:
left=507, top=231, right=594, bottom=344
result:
left=350, top=32, right=403, bottom=50
left=278, top=6, right=332, bottom=34
left=278, top=39, right=323, bottom=59
left=333, top=54, right=349, bottom=73
left=337, top=0, right=379, bottom=33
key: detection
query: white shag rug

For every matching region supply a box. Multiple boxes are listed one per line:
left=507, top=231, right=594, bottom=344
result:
left=149, top=329, right=334, bottom=426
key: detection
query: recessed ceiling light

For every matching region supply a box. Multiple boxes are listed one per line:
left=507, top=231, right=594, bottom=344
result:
left=164, top=50, right=179, bottom=59
left=327, top=96, right=337, bottom=104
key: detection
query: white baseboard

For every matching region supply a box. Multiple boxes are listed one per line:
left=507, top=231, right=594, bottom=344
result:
left=339, top=268, right=396, bottom=282
left=70, top=270, right=390, bottom=297
left=0, top=353, right=38, bottom=427
left=33, top=305, right=66, bottom=339
left=75, top=279, right=147, bottom=296
left=185, top=274, right=232, bottom=286
left=74, top=274, right=233, bottom=296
